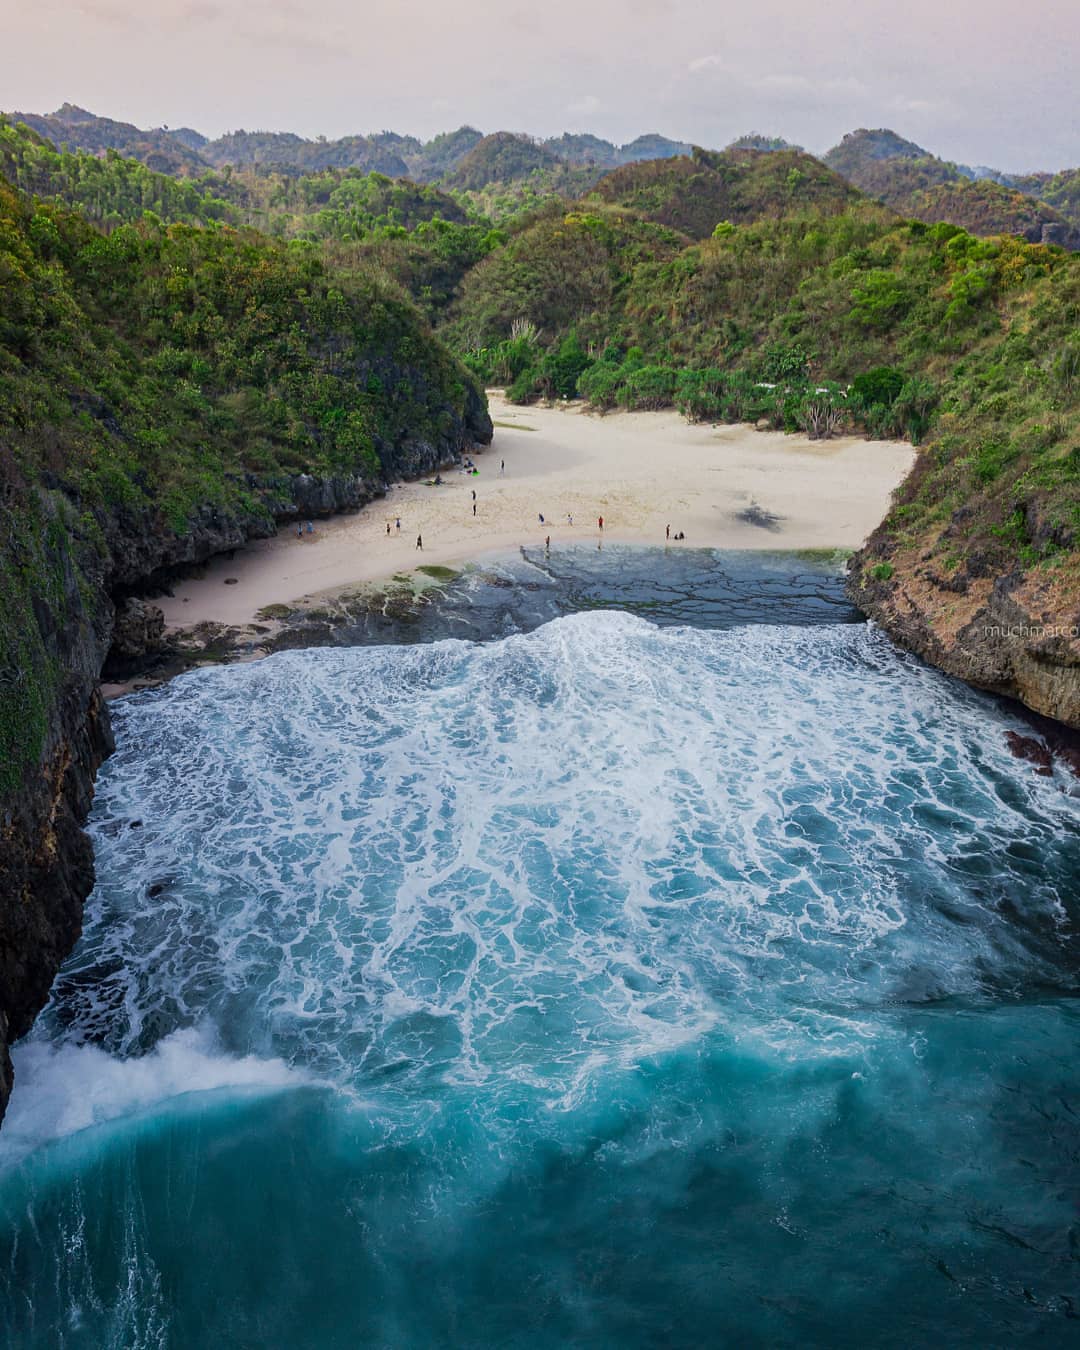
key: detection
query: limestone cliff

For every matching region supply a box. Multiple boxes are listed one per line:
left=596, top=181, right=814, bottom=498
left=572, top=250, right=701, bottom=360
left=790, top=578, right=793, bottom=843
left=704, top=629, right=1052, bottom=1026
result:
left=849, top=532, right=1080, bottom=728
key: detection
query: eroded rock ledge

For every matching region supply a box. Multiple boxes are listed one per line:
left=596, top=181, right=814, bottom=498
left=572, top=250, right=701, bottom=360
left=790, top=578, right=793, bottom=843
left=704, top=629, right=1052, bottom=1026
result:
left=848, top=545, right=1080, bottom=728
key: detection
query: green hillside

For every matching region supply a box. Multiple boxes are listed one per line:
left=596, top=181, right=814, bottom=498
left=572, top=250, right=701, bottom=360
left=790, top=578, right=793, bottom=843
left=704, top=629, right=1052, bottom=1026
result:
left=441, top=132, right=564, bottom=191
left=199, top=130, right=411, bottom=176
left=824, top=128, right=933, bottom=176
left=1015, top=168, right=1080, bottom=234
left=824, top=128, right=1080, bottom=246
left=10, top=107, right=1078, bottom=248
left=0, top=120, right=235, bottom=229
left=589, top=147, right=860, bottom=238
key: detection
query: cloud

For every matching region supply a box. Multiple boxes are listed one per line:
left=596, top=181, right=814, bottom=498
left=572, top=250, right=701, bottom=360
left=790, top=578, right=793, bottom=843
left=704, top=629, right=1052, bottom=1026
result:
left=67, top=0, right=225, bottom=24
left=751, top=72, right=868, bottom=99
left=688, top=54, right=723, bottom=73
left=567, top=94, right=601, bottom=116
left=888, top=94, right=945, bottom=117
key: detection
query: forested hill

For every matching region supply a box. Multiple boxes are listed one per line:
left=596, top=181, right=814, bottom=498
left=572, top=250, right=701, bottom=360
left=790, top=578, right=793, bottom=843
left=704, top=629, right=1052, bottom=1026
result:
left=824, top=129, right=1080, bottom=248
left=0, top=149, right=490, bottom=736
left=589, top=148, right=860, bottom=238
left=10, top=103, right=208, bottom=176
left=6, top=105, right=691, bottom=184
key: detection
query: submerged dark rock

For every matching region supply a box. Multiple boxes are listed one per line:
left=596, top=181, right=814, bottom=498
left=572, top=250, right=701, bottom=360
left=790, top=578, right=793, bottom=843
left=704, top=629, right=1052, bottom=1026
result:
left=1005, top=731, right=1055, bottom=776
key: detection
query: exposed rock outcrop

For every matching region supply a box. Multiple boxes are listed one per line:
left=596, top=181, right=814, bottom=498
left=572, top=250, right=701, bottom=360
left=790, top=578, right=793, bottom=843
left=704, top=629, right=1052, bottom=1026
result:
left=110, top=597, right=166, bottom=661
left=848, top=546, right=1080, bottom=728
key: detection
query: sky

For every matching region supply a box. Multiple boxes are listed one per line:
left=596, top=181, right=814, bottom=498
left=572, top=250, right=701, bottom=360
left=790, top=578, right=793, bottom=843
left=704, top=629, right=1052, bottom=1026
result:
left=3, top=0, right=1079, bottom=171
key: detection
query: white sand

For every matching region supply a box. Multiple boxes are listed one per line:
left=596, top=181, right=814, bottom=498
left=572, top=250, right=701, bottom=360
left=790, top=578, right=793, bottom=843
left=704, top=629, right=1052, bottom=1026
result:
left=158, top=394, right=915, bottom=629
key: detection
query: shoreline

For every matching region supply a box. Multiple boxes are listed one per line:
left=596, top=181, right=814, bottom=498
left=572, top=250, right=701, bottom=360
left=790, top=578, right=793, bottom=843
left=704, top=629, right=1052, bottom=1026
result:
left=102, top=540, right=856, bottom=700
left=154, top=395, right=915, bottom=636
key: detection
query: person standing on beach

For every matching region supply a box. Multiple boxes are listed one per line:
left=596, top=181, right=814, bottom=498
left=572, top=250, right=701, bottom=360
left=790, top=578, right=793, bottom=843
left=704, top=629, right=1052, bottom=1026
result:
left=539, top=513, right=545, bottom=525
left=665, top=523, right=670, bottom=541
left=416, top=534, right=423, bottom=550
left=471, top=488, right=476, bottom=502
left=472, top=502, right=477, bottom=516
left=545, top=535, right=550, bottom=550
left=386, top=522, right=391, bottom=536
left=396, top=517, right=401, bottom=532
left=567, top=513, right=573, bottom=526
left=296, top=523, right=303, bottom=538
left=500, top=459, right=505, bottom=475
left=598, top=515, right=603, bottom=531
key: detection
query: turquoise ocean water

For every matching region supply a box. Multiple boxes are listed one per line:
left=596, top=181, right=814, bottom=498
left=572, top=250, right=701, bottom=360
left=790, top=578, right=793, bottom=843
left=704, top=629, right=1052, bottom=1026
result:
left=0, top=551, right=1077, bottom=1347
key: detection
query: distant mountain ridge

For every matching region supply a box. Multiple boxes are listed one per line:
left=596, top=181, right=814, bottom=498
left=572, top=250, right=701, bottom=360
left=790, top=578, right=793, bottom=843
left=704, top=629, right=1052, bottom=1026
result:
left=10, top=103, right=207, bottom=176
left=6, top=105, right=693, bottom=183
left=6, top=104, right=1078, bottom=245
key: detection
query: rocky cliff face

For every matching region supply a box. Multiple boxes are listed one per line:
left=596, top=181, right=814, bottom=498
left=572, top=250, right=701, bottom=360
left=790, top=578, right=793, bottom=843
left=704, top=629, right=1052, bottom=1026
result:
left=0, top=503, right=114, bottom=1115
left=848, top=540, right=1080, bottom=728
left=0, top=399, right=490, bottom=1123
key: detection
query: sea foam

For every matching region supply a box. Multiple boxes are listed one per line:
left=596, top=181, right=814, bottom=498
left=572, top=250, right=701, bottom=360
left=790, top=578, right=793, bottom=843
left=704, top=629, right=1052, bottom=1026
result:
left=22, top=612, right=1079, bottom=1119
left=0, top=1026, right=309, bottom=1166
left=1, top=611, right=1077, bottom=1346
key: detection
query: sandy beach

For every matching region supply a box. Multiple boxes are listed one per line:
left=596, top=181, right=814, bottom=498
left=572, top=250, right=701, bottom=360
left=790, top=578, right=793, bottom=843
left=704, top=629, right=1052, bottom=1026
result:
left=158, top=394, right=915, bottom=630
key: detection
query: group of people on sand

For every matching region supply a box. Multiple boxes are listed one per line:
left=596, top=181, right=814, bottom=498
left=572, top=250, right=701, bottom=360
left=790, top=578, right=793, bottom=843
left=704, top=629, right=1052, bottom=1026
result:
left=537, top=512, right=605, bottom=530
left=379, top=515, right=423, bottom=549
left=665, top=524, right=686, bottom=541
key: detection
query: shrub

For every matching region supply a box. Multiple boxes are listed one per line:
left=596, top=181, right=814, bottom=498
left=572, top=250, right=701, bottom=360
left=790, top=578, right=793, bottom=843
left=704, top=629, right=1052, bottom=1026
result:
left=892, top=376, right=938, bottom=443
left=850, top=366, right=905, bottom=409
left=577, top=357, right=624, bottom=409
left=674, top=368, right=728, bottom=422
left=506, top=363, right=542, bottom=403
left=762, top=341, right=812, bottom=382
left=618, top=365, right=677, bottom=410
left=538, top=330, right=591, bottom=400
left=851, top=270, right=912, bottom=328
